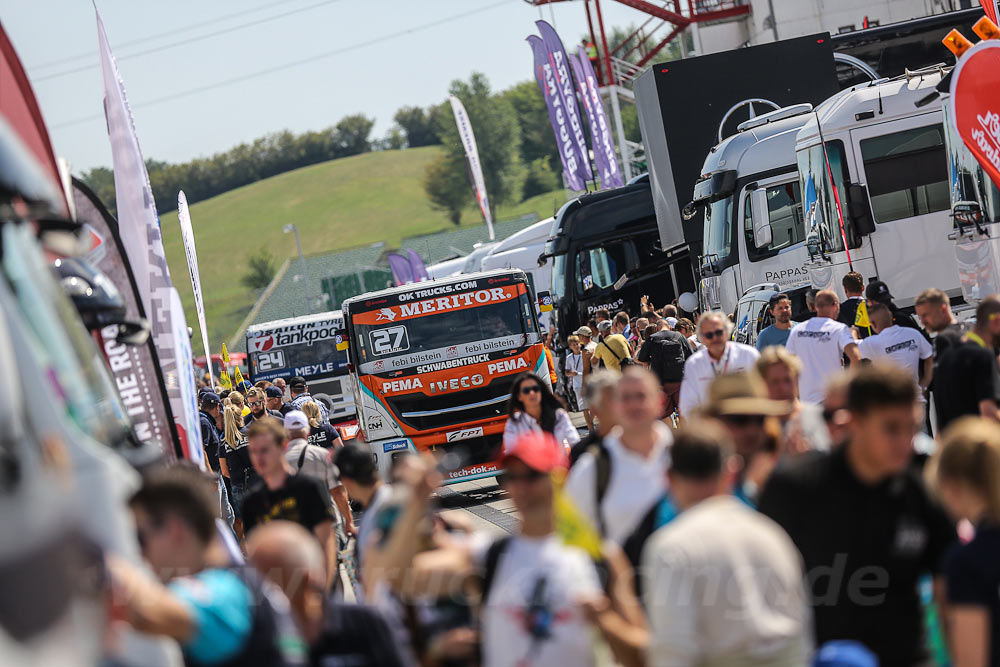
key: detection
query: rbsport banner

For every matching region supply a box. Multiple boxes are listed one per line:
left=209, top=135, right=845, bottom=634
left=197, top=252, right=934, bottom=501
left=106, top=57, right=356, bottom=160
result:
left=98, top=10, right=201, bottom=465
left=73, top=177, right=178, bottom=460
left=449, top=95, right=495, bottom=240
left=527, top=34, right=586, bottom=191
left=950, top=39, right=1000, bottom=189
left=573, top=45, right=623, bottom=188
left=536, top=20, right=591, bottom=189
left=177, top=190, right=214, bottom=386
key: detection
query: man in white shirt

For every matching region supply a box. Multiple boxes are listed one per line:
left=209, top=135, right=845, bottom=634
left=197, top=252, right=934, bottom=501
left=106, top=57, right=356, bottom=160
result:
left=679, top=311, right=760, bottom=416
left=857, top=302, right=933, bottom=403
left=566, top=368, right=671, bottom=543
left=785, top=289, right=861, bottom=404
left=642, top=420, right=811, bottom=665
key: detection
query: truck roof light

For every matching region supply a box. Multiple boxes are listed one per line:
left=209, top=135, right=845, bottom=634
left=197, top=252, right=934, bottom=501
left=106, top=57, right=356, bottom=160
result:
left=942, top=29, right=973, bottom=57
left=736, top=103, right=814, bottom=132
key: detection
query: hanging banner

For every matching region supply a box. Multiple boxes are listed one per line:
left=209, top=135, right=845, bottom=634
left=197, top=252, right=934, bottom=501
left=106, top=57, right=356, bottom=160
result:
left=219, top=370, right=232, bottom=390
left=407, top=248, right=429, bottom=282
left=177, top=190, right=214, bottom=387
left=527, top=35, right=586, bottom=192
left=448, top=94, right=495, bottom=241
left=980, top=0, right=999, bottom=26
left=97, top=10, right=200, bottom=464
left=536, top=20, right=592, bottom=188
left=387, top=251, right=415, bottom=286
left=573, top=46, right=623, bottom=188
left=73, top=178, right=178, bottom=460
left=950, top=39, right=1000, bottom=189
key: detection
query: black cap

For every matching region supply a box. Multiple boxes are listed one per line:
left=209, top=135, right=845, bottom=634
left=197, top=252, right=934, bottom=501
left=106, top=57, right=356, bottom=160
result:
left=865, top=280, right=893, bottom=303
left=289, top=376, right=307, bottom=389
left=265, top=386, right=283, bottom=398
left=200, top=392, right=220, bottom=407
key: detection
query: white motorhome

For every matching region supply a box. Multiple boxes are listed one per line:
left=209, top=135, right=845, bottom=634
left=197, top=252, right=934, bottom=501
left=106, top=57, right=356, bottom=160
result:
left=479, top=218, right=554, bottom=329
left=695, top=68, right=957, bottom=314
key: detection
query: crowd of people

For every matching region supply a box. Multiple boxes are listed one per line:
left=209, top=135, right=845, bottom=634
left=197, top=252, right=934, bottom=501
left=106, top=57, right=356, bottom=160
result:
left=104, top=278, right=1000, bottom=667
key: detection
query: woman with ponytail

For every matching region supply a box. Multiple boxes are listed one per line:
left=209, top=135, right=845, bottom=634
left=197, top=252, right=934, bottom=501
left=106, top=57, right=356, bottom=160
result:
left=930, top=417, right=1000, bottom=667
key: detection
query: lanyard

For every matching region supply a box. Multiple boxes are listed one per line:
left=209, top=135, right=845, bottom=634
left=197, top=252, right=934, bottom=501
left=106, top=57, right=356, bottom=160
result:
left=710, top=344, right=731, bottom=376
left=967, top=331, right=988, bottom=349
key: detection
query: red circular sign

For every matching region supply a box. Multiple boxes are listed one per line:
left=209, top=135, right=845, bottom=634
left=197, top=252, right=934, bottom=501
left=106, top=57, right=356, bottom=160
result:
left=950, top=40, right=1000, bottom=188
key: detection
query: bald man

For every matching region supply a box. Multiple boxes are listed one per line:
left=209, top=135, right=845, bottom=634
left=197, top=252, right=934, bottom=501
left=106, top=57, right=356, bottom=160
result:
left=248, top=521, right=408, bottom=667
left=786, top=289, right=861, bottom=403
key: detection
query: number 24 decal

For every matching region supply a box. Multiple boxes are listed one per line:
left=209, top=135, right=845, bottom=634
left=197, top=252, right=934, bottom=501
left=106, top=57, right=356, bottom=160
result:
left=369, top=325, right=409, bottom=355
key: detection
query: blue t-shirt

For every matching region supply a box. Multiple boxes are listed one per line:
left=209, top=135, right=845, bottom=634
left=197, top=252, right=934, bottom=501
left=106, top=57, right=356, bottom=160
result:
left=755, top=323, right=796, bottom=350
left=168, top=569, right=253, bottom=664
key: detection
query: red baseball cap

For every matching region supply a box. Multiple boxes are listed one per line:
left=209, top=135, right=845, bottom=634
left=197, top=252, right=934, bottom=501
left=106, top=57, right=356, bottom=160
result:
left=500, top=431, right=568, bottom=473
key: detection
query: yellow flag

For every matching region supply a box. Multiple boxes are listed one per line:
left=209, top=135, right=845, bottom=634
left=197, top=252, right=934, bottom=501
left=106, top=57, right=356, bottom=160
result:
left=219, top=370, right=232, bottom=390
left=551, top=467, right=603, bottom=560
left=221, top=343, right=231, bottom=368
left=233, top=366, right=245, bottom=388
left=855, top=299, right=871, bottom=333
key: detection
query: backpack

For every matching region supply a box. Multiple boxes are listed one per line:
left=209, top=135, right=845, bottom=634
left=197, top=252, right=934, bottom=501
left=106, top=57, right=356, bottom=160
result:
left=645, top=331, right=692, bottom=384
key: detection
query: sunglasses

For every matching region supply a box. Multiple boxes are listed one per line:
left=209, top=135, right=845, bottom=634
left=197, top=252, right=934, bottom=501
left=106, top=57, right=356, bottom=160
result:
left=519, top=385, right=542, bottom=395
left=248, top=400, right=264, bottom=408
left=722, top=414, right=766, bottom=426
left=502, top=469, right=547, bottom=484
left=702, top=329, right=726, bottom=340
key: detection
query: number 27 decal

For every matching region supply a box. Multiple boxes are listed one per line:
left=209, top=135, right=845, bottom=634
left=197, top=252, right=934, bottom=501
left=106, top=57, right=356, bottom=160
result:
left=369, top=325, right=409, bottom=355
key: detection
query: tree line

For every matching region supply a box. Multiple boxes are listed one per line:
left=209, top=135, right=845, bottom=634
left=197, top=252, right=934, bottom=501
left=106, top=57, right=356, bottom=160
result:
left=80, top=25, right=662, bottom=220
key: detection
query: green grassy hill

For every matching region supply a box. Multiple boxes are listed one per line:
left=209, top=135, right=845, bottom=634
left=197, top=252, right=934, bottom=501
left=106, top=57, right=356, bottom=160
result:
left=159, top=145, right=568, bottom=356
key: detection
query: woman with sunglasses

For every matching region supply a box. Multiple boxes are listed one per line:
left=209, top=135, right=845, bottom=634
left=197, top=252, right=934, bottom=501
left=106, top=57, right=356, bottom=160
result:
left=503, top=372, right=580, bottom=454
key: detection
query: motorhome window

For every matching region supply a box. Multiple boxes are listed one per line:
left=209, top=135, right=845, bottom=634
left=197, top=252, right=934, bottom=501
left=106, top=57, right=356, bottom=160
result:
left=797, top=140, right=851, bottom=254
left=352, top=292, right=537, bottom=361
left=703, top=196, right=734, bottom=267
left=860, top=125, right=949, bottom=223
left=576, top=244, right=627, bottom=293
left=743, top=181, right=804, bottom=260
left=552, top=254, right=567, bottom=301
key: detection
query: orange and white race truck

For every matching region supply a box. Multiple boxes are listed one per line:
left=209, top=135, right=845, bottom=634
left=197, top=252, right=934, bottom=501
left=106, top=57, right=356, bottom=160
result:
left=341, top=269, right=549, bottom=483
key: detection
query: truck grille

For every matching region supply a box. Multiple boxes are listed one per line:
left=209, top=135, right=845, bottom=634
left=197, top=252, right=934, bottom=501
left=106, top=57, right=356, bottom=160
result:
left=386, top=376, right=516, bottom=431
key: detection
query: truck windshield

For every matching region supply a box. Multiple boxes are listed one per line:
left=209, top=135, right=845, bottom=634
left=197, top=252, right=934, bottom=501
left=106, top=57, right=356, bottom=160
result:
left=797, top=140, right=850, bottom=254
left=352, top=290, right=538, bottom=365
left=702, top=195, right=734, bottom=268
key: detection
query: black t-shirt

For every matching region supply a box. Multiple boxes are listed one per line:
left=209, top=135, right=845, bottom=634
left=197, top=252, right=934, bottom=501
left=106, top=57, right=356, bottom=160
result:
left=945, top=523, right=1000, bottom=667
left=758, top=447, right=956, bottom=667
left=308, top=423, right=340, bottom=448
left=199, top=411, right=221, bottom=472
left=932, top=322, right=968, bottom=360
left=310, top=599, right=409, bottom=667
left=891, top=306, right=928, bottom=339
left=933, top=341, right=1000, bottom=432
left=240, top=474, right=334, bottom=535
left=636, top=329, right=692, bottom=383
left=838, top=297, right=872, bottom=338
left=278, top=402, right=294, bottom=416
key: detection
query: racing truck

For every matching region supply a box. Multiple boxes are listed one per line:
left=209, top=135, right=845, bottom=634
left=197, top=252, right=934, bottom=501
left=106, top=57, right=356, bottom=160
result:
left=341, top=269, right=548, bottom=483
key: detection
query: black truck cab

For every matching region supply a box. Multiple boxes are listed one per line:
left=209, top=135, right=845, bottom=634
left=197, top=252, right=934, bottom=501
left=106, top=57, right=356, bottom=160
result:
left=543, top=180, right=696, bottom=345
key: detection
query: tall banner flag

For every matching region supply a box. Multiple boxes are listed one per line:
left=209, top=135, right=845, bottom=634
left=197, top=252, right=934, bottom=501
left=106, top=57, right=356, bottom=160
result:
left=448, top=94, right=495, bottom=240
left=536, top=20, right=592, bottom=188
left=177, top=190, right=214, bottom=387
left=981, top=0, right=999, bottom=26
left=74, top=178, right=178, bottom=459
left=572, top=46, right=624, bottom=188
left=407, top=248, right=429, bottom=282
left=527, top=35, right=587, bottom=192
left=387, top=251, right=415, bottom=286
left=97, top=10, right=201, bottom=464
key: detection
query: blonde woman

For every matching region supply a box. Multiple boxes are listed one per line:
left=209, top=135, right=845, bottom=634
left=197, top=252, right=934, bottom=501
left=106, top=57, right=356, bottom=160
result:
left=222, top=404, right=258, bottom=518
left=930, top=417, right=1000, bottom=667
left=229, top=390, right=250, bottom=419
left=302, top=401, right=343, bottom=449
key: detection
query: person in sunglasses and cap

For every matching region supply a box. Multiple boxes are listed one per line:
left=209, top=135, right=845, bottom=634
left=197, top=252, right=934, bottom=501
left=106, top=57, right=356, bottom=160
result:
left=678, top=311, right=760, bottom=418
left=865, top=279, right=924, bottom=335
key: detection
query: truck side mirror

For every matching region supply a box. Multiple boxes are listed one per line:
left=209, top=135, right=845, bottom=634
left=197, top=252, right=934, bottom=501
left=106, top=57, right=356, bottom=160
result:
left=847, top=183, right=876, bottom=236
left=751, top=189, right=772, bottom=249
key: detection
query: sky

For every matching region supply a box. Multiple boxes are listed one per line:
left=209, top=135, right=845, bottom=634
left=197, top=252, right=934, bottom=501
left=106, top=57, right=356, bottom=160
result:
left=1, top=0, right=640, bottom=173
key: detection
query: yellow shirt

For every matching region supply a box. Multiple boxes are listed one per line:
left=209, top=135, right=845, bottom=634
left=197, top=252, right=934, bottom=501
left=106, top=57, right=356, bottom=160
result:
left=241, top=406, right=251, bottom=418
left=592, top=334, right=632, bottom=372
